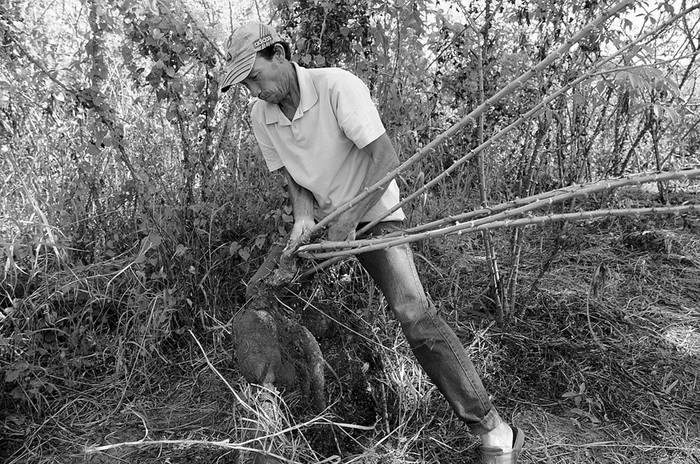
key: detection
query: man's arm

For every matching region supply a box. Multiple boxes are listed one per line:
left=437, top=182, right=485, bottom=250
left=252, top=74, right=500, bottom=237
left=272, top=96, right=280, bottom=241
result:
left=325, top=132, right=399, bottom=241
left=281, top=167, right=316, bottom=244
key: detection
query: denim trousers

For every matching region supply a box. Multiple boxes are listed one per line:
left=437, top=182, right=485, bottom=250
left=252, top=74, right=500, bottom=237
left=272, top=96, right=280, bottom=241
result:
left=246, top=221, right=502, bottom=435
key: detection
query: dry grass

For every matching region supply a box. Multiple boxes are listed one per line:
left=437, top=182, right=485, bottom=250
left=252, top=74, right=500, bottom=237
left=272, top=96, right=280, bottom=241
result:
left=2, top=189, right=699, bottom=463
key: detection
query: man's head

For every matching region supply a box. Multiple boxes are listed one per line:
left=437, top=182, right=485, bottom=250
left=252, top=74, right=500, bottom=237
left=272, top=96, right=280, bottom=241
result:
left=219, top=22, right=291, bottom=94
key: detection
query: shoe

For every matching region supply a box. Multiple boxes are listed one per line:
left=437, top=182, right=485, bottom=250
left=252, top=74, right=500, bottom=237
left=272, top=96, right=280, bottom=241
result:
left=480, top=425, right=524, bottom=464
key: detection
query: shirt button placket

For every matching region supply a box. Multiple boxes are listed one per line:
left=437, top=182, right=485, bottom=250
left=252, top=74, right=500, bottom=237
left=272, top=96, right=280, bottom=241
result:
left=291, top=122, right=304, bottom=143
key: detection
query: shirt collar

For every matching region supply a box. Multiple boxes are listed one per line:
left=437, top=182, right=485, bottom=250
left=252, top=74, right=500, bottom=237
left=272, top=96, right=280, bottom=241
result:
left=263, top=62, right=318, bottom=125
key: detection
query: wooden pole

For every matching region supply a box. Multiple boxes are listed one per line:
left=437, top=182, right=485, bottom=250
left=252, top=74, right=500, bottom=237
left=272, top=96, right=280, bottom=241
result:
left=284, top=0, right=636, bottom=256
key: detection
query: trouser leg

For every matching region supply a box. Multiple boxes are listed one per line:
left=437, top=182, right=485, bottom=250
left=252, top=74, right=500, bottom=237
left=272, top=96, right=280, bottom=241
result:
left=356, top=223, right=501, bottom=435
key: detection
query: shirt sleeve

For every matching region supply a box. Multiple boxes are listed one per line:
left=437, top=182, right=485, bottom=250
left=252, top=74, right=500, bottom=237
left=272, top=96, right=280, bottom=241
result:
left=251, top=103, right=284, bottom=172
left=332, top=73, right=386, bottom=149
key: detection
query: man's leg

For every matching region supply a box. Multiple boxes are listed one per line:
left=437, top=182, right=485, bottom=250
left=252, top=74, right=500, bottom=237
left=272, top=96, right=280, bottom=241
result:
left=356, top=222, right=502, bottom=435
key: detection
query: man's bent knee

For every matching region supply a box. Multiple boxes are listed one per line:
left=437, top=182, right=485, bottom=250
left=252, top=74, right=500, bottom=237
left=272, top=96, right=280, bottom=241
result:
left=391, top=291, right=435, bottom=325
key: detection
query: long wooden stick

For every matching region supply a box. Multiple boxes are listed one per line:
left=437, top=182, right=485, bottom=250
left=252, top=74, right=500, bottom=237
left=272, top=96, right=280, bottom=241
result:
left=299, top=204, right=700, bottom=260
left=402, top=169, right=700, bottom=235
left=356, top=1, right=700, bottom=235
left=294, top=2, right=700, bottom=275
left=285, top=0, right=635, bottom=252
left=297, top=169, right=700, bottom=258
left=301, top=169, right=700, bottom=251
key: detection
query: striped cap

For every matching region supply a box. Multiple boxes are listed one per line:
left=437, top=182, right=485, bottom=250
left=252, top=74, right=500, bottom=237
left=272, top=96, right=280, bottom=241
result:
left=220, top=22, right=281, bottom=92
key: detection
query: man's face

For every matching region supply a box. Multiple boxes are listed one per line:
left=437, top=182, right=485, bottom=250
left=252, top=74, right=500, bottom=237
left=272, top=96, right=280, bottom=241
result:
left=240, top=47, right=288, bottom=104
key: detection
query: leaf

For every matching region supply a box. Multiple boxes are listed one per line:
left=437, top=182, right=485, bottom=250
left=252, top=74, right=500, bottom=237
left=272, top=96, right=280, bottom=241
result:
left=10, top=386, right=25, bottom=399
left=596, top=79, right=607, bottom=95
left=5, top=414, right=27, bottom=427
left=174, top=244, right=187, bottom=257
left=228, top=241, right=240, bottom=256
left=148, top=233, right=162, bottom=247
left=664, top=378, right=679, bottom=394
left=664, top=106, right=680, bottom=125
left=135, top=233, right=162, bottom=263
left=572, top=93, right=586, bottom=106
left=570, top=408, right=601, bottom=424
left=5, top=369, right=21, bottom=382
left=652, top=104, right=680, bottom=124
left=88, top=144, right=101, bottom=156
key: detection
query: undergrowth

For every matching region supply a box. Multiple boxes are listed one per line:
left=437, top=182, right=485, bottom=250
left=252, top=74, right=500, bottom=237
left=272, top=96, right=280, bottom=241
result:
left=2, top=186, right=699, bottom=463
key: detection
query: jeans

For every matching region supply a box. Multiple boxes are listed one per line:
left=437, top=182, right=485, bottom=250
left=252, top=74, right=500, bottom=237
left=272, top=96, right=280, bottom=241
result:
left=246, top=221, right=502, bottom=435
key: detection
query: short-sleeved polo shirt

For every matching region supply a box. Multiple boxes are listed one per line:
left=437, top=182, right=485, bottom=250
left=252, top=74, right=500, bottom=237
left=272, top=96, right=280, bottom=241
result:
left=250, top=62, right=405, bottom=223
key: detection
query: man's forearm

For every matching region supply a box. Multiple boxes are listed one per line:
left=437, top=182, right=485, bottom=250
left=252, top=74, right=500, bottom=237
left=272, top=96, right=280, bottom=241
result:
left=325, top=133, right=399, bottom=240
left=282, top=168, right=315, bottom=222
left=345, top=133, right=400, bottom=224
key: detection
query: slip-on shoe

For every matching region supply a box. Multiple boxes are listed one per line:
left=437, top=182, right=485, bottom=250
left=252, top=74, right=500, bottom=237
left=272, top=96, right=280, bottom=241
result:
left=479, top=425, right=524, bottom=464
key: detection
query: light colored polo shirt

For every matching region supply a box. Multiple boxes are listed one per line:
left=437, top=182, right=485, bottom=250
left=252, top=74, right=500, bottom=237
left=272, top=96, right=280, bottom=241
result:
left=250, top=62, right=405, bottom=223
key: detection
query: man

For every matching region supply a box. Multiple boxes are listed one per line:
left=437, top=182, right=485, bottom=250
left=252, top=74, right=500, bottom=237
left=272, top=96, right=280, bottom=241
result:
left=220, top=22, right=524, bottom=463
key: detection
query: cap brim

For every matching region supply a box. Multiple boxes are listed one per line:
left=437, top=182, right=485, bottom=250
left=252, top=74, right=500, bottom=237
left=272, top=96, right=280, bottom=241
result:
left=219, top=53, right=256, bottom=92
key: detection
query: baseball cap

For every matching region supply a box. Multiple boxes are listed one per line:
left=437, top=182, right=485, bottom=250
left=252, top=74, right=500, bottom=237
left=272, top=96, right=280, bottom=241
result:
left=220, top=22, right=281, bottom=92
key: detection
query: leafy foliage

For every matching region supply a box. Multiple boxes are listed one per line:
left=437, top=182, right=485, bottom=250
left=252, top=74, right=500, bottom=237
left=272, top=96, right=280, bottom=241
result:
left=1, top=0, right=699, bottom=461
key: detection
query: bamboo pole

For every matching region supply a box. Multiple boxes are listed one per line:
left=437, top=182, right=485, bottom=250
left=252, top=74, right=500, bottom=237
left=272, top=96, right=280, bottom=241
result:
left=284, top=0, right=635, bottom=254
left=473, top=3, right=506, bottom=318
left=356, top=1, right=700, bottom=236
left=402, top=169, right=698, bottom=235
left=299, top=204, right=700, bottom=260
left=297, top=169, right=700, bottom=259
left=292, top=2, right=700, bottom=277
left=301, top=168, right=700, bottom=252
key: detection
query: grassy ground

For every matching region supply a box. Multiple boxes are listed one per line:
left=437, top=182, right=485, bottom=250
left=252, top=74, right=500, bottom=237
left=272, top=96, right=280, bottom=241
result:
left=2, top=188, right=699, bottom=463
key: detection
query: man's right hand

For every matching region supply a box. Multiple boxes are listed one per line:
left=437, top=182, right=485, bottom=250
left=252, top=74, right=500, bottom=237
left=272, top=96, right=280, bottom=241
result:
left=267, top=218, right=315, bottom=288
left=283, top=218, right=315, bottom=259
left=289, top=218, right=315, bottom=243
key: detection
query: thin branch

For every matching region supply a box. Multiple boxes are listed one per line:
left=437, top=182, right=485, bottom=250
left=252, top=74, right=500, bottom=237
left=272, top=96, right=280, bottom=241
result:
left=297, top=169, right=700, bottom=259
left=175, top=0, right=224, bottom=57
left=357, top=1, right=700, bottom=235
left=300, top=204, right=700, bottom=260
left=285, top=0, right=636, bottom=253
left=296, top=2, right=700, bottom=277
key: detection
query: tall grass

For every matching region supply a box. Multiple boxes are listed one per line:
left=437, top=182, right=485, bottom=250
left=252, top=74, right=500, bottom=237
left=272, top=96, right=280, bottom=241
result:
left=3, top=108, right=700, bottom=463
